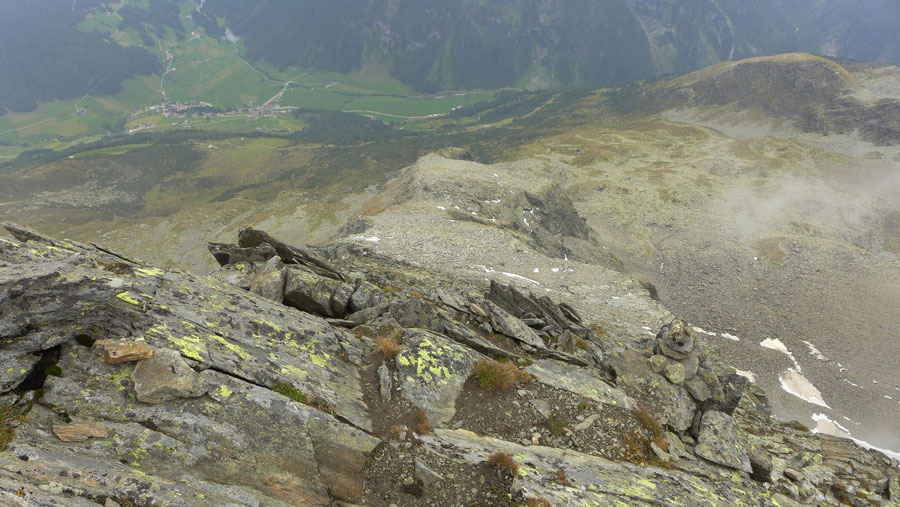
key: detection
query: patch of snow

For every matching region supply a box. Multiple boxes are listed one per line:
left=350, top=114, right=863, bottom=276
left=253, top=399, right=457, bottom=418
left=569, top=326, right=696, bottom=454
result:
left=761, top=338, right=799, bottom=369
left=735, top=370, right=757, bottom=383
left=812, top=413, right=851, bottom=434
left=436, top=206, right=446, bottom=210
left=642, top=326, right=652, bottom=331
left=779, top=368, right=830, bottom=408
left=533, top=268, right=540, bottom=273
left=475, top=265, right=543, bottom=287
left=354, top=236, right=380, bottom=243
left=720, top=332, right=740, bottom=342
left=844, top=379, right=861, bottom=388
left=550, top=268, right=560, bottom=273
left=803, top=340, right=828, bottom=361
left=760, top=337, right=790, bottom=354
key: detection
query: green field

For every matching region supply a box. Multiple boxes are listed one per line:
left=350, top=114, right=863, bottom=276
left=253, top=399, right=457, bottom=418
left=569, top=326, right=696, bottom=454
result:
left=0, top=0, right=499, bottom=159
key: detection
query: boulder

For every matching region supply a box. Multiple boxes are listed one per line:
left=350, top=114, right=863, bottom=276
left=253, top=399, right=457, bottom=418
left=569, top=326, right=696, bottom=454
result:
left=694, top=410, right=752, bottom=473
left=284, top=267, right=351, bottom=317
left=249, top=257, right=285, bottom=302
left=394, top=329, right=483, bottom=425
left=132, top=348, right=207, bottom=404
left=208, top=242, right=277, bottom=267
left=348, top=281, right=387, bottom=313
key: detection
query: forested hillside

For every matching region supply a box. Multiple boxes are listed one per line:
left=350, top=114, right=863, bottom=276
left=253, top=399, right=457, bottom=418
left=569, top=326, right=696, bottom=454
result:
left=202, top=0, right=900, bottom=92
left=0, top=0, right=159, bottom=113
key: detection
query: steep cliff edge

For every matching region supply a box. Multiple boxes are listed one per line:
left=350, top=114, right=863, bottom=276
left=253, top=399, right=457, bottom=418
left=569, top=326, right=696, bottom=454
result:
left=1, top=223, right=898, bottom=506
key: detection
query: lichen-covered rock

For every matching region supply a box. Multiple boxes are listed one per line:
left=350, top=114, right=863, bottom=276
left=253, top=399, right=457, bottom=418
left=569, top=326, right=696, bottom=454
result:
left=249, top=257, right=285, bottom=302
left=695, top=410, right=752, bottom=473
left=526, top=358, right=634, bottom=409
left=394, top=329, right=484, bottom=425
left=610, top=350, right=696, bottom=431
left=3, top=224, right=898, bottom=506
left=283, top=267, right=342, bottom=316
left=132, top=348, right=207, bottom=404
left=422, top=428, right=796, bottom=507
left=348, top=281, right=386, bottom=313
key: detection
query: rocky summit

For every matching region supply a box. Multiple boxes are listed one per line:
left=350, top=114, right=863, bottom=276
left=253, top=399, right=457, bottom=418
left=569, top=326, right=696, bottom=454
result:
left=1, top=221, right=898, bottom=507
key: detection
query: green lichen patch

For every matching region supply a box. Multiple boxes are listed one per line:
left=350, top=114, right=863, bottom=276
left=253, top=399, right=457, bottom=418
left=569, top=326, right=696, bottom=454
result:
left=116, top=292, right=141, bottom=305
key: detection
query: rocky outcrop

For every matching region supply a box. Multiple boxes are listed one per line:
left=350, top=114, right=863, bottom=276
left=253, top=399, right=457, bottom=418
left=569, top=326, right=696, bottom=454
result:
left=641, top=53, right=900, bottom=145
left=1, top=223, right=898, bottom=506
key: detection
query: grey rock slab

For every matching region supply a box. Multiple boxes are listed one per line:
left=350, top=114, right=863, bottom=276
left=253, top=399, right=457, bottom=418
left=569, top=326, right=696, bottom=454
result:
left=394, top=329, right=484, bottom=425
left=424, top=428, right=788, bottom=506
left=132, top=348, right=207, bottom=404
left=378, top=362, right=392, bottom=402
left=30, top=352, right=378, bottom=505
left=526, top=359, right=634, bottom=409
left=0, top=231, right=373, bottom=432
left=482, top=300, right=545, bottom=349
left=695, top=410, right=752, bottom=473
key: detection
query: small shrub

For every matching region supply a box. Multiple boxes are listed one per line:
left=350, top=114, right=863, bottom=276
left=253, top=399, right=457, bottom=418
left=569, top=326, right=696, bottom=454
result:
left=374, top=329, right=403, bottom=359
left=473, top=359, right=527, bottom=391
left=546, top=411, right=568, bottom=436
left=401, top=481, right=424, bottom=497
left=526, top=498, right=553, bottom=507
left=272, top=382, right=309, bottom=405
left=44, top=365, right=62, bottom=377
left=574, top=337, right=591, bottom=350
left=485, top=452, right=519, bottom=476
left=415, top=409, right=432, bottom=435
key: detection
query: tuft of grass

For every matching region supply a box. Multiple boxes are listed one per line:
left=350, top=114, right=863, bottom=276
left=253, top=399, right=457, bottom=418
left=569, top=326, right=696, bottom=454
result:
left=1, top=405, right=25, bottom=451
left=415, top=409, right=432, bottom=435
left=555, top=469, right=572, bottom=487
left=472, top=359, right=528, bottom=391
left=526, top=498, right=553, bottom=507
left=485, top=452, right=519, bottom=476
left=374, top=329, right=403, bottom=359
left=272, top=382, right=309, bottom=405
left=634, top=405, right=669, bottom=454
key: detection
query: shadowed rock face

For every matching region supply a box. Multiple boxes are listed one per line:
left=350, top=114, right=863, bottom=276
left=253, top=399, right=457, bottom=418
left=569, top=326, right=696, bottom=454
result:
left=1, top=223, right=898, bottom=506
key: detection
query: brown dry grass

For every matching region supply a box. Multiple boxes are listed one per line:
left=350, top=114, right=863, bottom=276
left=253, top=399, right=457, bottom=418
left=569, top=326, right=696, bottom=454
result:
left=473, top=359, right=529, bottom=391
left=485, top=452, right=519, bottom=476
